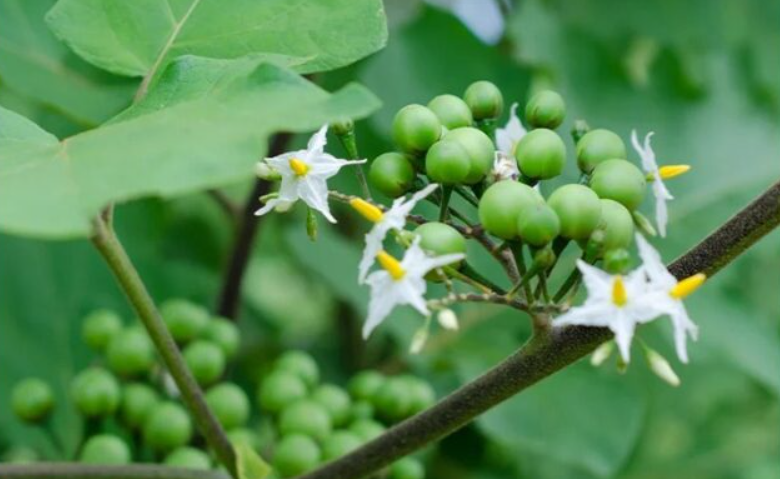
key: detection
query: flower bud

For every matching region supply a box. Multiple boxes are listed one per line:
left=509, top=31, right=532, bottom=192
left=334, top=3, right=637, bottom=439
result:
left=590, top=159, right=647, bottom=210
left=409, top=325, right=429, bottom=354
left=255, top=162, right=281, bottom=181
left=428, top=95, right=473, bottom=130
left=644, top=348, right=680, bottom=387
left=464, top=81, right=504, bottom=120
left=515, top=129, right=566, bottom=180
left=576, top=129, right=627, bottom=173
left=591, top=341, right=614, bottom=366
left=437, top=309, right=459, bottom=330
left=632, top=210, right=657, bottom=237
left=525, top=90, right=566, bottom=129
left=330, top=118, right=354, bottom=136
left=571, top=119, right=591, bottom=144
left=306, top=207, right=318, bottom=242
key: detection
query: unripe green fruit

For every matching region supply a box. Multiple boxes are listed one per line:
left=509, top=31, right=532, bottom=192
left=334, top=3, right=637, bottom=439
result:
left=414, top=222, right=466, bottom=258
left=516, top=203, right=561, bottom=247
left=547, top=184, right=602, bottom=240
left=399, top=376, right=435, bottom=414
left=576, top=129, right=627, bottom=173
left=106, top=328, right=155, bottom=377
left=71, top=368, right=120, bottom=418
left=392, top=105, right=442, bottom=154
left=206, top=383, right=250, bottom=429
left=160, top=299, right=209, bottom=344
left=348, top=371, right=385, bottom=401
left=183, top=340, right=225, bottom=386
left=350, top=400, right=375, bottom=421
left=589, top=159, right=647, bottom=210
left=427, top=94, right=473, bottom=129
left=464, top=81, right=504, bottom=120
left=227, top=428, right=262, bottom=451
left=273, top=434, right=321, bottom=478
left=514, top=129, right=566, bottom=180
left=279, top=400, right=332, bottom=441
left=525, top=90, right=566, bottom=129
left=479, top=181, right=542, bottom=240
left=164, top=447, right=211, bottom=470
left=82, top=310, right=123, bottom=352
left=369, top=153, right=416, bottom=198
left=120, top=383, right=159, bottom=429
left=202, top=317, right=240, bottom=359
left=373, top=377, right=413, bottom=422
left=312, top=384, right=352, bottom=427
left=349, top=419, right=386, bottom=442
left=143, top=402, right=193, bottom=451
left=257, top=370, right=308, bottom=414
left=604, top=248, right=631, bottom=274
left=390, top=457, right=425, bottom=479
left=79, top=435, right=130, bottom=465
left=322, top=431, right=362, bottom=461
left=444, top=127, right=494, bottom=184
left=275, top=350, right=319, bottom=388
left=596, top=199, right=634, bottom=250
left=12, top=378, right=54, bottom=423
left=425, top=140, right=470, bottom=185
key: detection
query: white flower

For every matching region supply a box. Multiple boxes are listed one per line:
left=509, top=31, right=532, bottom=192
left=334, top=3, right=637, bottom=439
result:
left=363, top=238, right=465, bottom=339
left=424, top=0, right=506, bottom=45
left=495, top=103, right=527, bottom=157
left=555, top=261, right=661, bottom=362
left=352, top=184, right=439, bottom=284
left=255, top=125, right=365, bottom=223
left=635, top=234, right=703, bottom=364
left=489, top=152, right=520, bottom=182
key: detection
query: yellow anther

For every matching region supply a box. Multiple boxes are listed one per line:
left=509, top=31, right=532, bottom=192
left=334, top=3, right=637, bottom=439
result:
left=288, top=158, right=310, bottom=177
left=670, top=273, right=706, bottom=299
left=350, top=198, right=384, bottom=223
left=612, top=276, right=627, bottom=307
left=658, top=164, right=691, bottom=180
left=377, top=250, right=405, bottom=280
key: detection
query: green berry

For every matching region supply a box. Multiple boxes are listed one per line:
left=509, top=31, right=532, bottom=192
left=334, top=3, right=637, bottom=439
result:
left=547, top=184, right=602, bottom=240
left=350, top=400, right=375, bottom=421
left=312, top=384, right=352, bottom=427
left=12, top=378, right=54, bottom=423
left=414, top=222, right=466, bottom=258
left=576, top=129, right=627, bottom=173
left=202, top=317, right=240, bottom=359
left=427, top=94, right=473, bottom=130
left=392, top=105, right=442, bottom=154
left=603, top=248, right=631, bottom=274
left=206, top=383, right=250, bottom=429
left=525, top=90, right=566, bottom=129
left=425, top=140, right=470, bottom=185
left=183, top=340, right=225, bottom=386
left=516, top=203, right=561, bottom=247
left=348, top=371, right=385, bottom=401
left=273, top=434, right=321, bottom=478
left=369, top=152, right=416, bottom=198
left=514, top=129, right=566, bottom=180
left=120, top=383, right=159, bottom=429
left=279, top=400, right=332, bottom=441
left=82, top=310, right=123, bottom=352
left=71, top=368, right=120, bottom=418
left=444, top=127, right=494, bottom=184
left=400, top=376, right=435, bottom=414
left=164, top=447, right=211, bottom=470
left=463, top=81, right=503, bottom=120
left=390, top=457, right=425, bottom=479
left=589, top=159, right=647, bottom=210
left=479, top=181, right=542, bottom=240
left=160, top=299, right=210, bottom=344
left=257, top=370, right=308, bottom=414
left=322, top=431, right=362, bottom=461
left=349, top=419, right=386, bottom=442
left=275, top=351, right=320, bottom=388
left=79, top=434, right=130, bottom=465
left=143, top=402, right=193, bottom=451
left=106, top=328, right=155, bottom=377
left=596, top=199, right=634, bottom=250
left=227, top=428, right=262, bottom=451
left=373, top=377, right=413, bottom=422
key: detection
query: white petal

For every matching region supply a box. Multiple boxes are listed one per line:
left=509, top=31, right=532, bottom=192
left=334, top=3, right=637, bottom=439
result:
left=307, top=125, right=329, bottom=154
left=358, top=224, right=391, bottom=284
left=495, top=103, right=526, bottom=155
left=363, top=273, right=398, bottom=338
left=611, top=311, right=637, bottom=363
left=652, top=180, right=673, bottom=237
left=309, top=154, right=366, bottom=179
left=631, top=129, right=658, bottom=174
left=415, top=252, right=466, bottom=277
left=577, top=260, right=613, bottom=297
left=669, top=302, right=698, bottom=364
left=398, top=279, right=430, bottom=317
left=254, top=198, right=282, bottom=217
left=555, top=303, right=614, bottom=328
left=298, top=176, right=336, bottom=223
left=450, top=0, right=505, bottom=45
left=634, top=233, right=674, bottom=287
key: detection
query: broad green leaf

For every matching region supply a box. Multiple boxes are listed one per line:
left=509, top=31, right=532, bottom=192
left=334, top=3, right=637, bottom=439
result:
left=234, top=441, right=271, bottom=479
left=0, top=0, right=135, bottom=126
left=46, top=0, right=388, bottom=85
left=0, top=60, right=380, bottom=238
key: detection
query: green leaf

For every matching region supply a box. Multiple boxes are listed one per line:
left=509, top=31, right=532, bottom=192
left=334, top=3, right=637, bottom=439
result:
left=0, top=59, right=380, bottom=238
left=234, top=441, right=271, bottom=479
left=46, top=0, right=388, bottom=84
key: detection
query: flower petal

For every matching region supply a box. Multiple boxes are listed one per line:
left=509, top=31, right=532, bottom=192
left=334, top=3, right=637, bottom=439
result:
left=495, top=103, right=526, bottom=155
left=611, top=311, right=637, bottom=362
left=298, top=176, right=336, bottom=223
left=363, top=273, right=397, bottom=338
left=306, top=125, right=329, bottom=154
left=358, top=223, right=391, bottom=284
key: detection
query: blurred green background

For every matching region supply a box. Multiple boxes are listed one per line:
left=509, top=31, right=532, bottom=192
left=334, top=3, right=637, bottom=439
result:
left=1, top=0, right=778, bottom=478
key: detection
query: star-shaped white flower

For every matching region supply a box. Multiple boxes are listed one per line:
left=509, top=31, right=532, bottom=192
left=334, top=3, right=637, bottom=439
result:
left=424, top=0, right=505, bottom=45
left=555, top=261, right=660, bottom=362
left=363, top=238, right=465, bottom=339
left=352, top=184, right=439, bottom=284
left=255, top=125, right=365, bottom=223
left=495, top=102, right=527, bottom=157
left=635, top=234, right=704, bottom=363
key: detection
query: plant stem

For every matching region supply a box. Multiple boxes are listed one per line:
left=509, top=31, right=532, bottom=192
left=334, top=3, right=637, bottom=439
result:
left=439, top=186, right=453, bottom=222
left=336, top=131, right=371, bottom=199
left=0, top=464, right=229, bottom=479
left=453, top=185, right=479, bottom=207
left=91, top=214, right=236, bottom=477
left=508, top=242, right=533, bottom=301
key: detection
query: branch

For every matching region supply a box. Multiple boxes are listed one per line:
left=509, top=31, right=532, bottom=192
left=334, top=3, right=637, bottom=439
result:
left=0, top=464, right=229, bottom=479
left=294, top=179, right=780, bottom=479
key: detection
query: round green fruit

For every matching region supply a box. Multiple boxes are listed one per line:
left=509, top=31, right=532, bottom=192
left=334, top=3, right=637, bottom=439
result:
left=373, top=377, right=413, bottom=422
left=349, top=419, right=386, bottom=442
left=160, top=299, right=210, bottom=344
left=106, top=328, right=155, bottom=377
left=479, top=181, right=542, bottom=240
left=79, top=435, right=130, bottom=465
left=444, top=127, right=494, bottom=184
left=427, top=94, right=473, bottom=129
left=275, top=351, right=319, bottom=388
left=183, top=340, right=225, bottom=386
left=227, top=428, right=262, bottom=451
left=206, top=383, right=250, bottom=430
left=348, top=371, right=385, bottom=401
left=399, top=376, right=435, bottom=414
left=547, top=184, right=602, bottom=240
left=12, top=378, right=54, bottom=423
left=202, top=317, right=240, bottom=359
left=322, top=431, right=362, bottom=461
left=589, top=159, right=647, bottom=210
left=164, top=447, right=211, bottom=470
left=82, top=310, right=123, bottom=352
left=596, top=199, right=634, bottom=250
left=576, top=129, right=627, bottom=173
left=273, top=434, right=321, bottom=478
left=257, top=370, right=308, bottom=414
left=143, top=402, right=193, bottom=451
left=312, top=384, right=352, bottom=427
left=425, top=140, right=470, bottom=185
left=71, top=368, right=120, bottom=418
left=414, top=222, right=466, bottom=258
left=516, top=203, right=561, bottom=247
left=369, top=152, right=416, bottom=198
left=120, top=383, right=159, bottom=429
left=350, top=400, right=375, bottom=421
left=390, top=458, right=425, bottom=479
left=392, top=105, right=442, bottom=154
left=279, top=400, right=333, bottom=441
left=463, top=81, right=503, bottom=120
left=514, top=129, right=566, bottom=180
left=603, top=248, right=631, bottom=274
left=525, top=90, right=566, bottom=129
